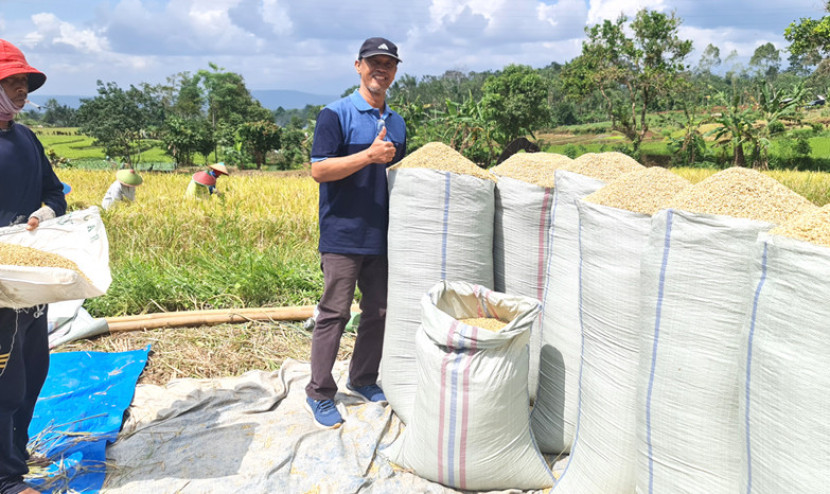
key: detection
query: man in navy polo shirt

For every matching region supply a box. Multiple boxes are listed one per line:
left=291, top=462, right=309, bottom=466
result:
left=305, top=37, right=406, bottom=428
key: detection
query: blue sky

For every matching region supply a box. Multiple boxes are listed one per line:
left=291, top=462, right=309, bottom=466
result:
left=0, top=0, right=826, bottom=97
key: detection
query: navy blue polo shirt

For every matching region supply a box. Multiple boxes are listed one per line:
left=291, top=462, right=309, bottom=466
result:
left=0, top=122, right=66, bottom=226
left=311, top=90, right=406, bottom=255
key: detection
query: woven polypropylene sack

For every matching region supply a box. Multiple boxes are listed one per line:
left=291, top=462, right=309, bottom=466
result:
left=383, top=168, right=495, bottom=424
left=531, top=170, right=605, bottom=454
left=636, top=209, right=773, bottom=494
left=0, top=207, right=111, bottom=309
left=492, top=175, right=554, bottom=402
left=739, top=233, right=830, bottom=493
left=552, top=200, right=651, bottom=494
left=384, top=280, right=553, bottom=491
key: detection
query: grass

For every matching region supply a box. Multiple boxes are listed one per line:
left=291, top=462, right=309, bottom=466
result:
left=57, top=168, right=322, bottom=317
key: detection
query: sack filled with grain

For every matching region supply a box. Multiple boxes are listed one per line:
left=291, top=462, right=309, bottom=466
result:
left=553, top=168, right=689, bottom=494
left=491, top=152, right=572, bottom=402
left=0, top=207, right=111, bottom=309
left=532, top=158, right=643, bottom=455
left=384, top=280, right=553, bottom=491
left=383, top=142, right=496, bottom=425
left=636, top=168, right=816, bottom=494
left=739, top=207, right=830, bottom=493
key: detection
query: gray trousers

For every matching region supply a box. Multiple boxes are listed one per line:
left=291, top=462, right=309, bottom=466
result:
left=306, top=253, right=387, bottom=401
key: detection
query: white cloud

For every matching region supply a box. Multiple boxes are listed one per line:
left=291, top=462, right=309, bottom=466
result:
left=586, top=0, right=667, bottom=26
left=261, top=0, right=293, bottom=36
left=25, top=12, right=110, bottom=53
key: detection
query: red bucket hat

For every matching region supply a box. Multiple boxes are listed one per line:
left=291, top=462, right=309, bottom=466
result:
left=0, top=39, right=46, bottom=93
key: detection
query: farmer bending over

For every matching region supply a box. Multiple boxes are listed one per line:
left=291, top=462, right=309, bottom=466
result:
left=101, top=169, right=142, bottom=210
left=0, top=39, right=67, bottom=494
left=305, top=36, right=406, bottom=428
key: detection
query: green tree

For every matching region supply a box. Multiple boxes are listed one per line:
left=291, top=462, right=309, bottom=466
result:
left=749, top=42, right=781, bottom=80
left=161, top=116, right=214, bottom=167
left=561, top=9, right=693, bottom=151
left=785, top=2, right=830, bottom=67
left=237, top=120, right=282, bottom=169
left=696, top=44, right=721, bottom=75
left=76, top=81, right=163, bottom=165
left=480, top=64, right=550, bottom=144
left=196, top=64, right=273, bottom=161
left=41, top=98, right=78, bottom=127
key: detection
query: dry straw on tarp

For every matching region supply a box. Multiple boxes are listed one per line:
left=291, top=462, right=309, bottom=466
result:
left=458, top=317, right=508, bottom=332
left=490, top=153, right=573, bottom=187
left=389, top=142, right=495, bottom=180
left=664, top=167, right=816, bottom=224
left=563, top=152, right=644, bottom=182
left=583, top=167, right=692, bottom=216
left=769, top=204, right=830, bottom=247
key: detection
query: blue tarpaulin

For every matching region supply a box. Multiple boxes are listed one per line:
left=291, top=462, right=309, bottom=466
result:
left=26, top=347, right=150, bottom=493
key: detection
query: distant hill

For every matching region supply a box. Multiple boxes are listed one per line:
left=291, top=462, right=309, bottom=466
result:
left=26, top=94, right=86, bottom=110
left=251, top=89, right=338, bottom=110
left=27, top=90, right=338, bottom=111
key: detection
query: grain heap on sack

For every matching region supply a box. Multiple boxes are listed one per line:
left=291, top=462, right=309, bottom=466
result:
left=583, top=166, right=692, bottom=215
left=0, top=242, right=91, bottom=284
left=490, top=152, right=573, bottom=187
left=458, top=317, right=508, bottom=332
left=769, top=204, right=830, bottom=247
left=0, top=242, right=82, bottom=272
left=389, top=141, right=494, bottom=180
left=563, top=151, right=644, bottom=182
left=664, top=167, right=816, bottom=224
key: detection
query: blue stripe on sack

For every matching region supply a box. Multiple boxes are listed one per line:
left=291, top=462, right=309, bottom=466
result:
left=744, top=242, right=768, bottom=494
left=646, top=209, right=674, bottom=494
left=554, top=209, right=587, bottom=488
left=441, top=173, right=452, bottom=280
left=539, top=187, right=560, bottom=329
left=447, top=326, right=464, bottom=486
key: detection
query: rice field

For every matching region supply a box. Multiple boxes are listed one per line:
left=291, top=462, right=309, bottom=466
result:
left=57, top=168, right=321, bottom=317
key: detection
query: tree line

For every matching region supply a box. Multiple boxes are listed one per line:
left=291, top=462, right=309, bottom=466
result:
left=19, top=4, right=830, bottom=170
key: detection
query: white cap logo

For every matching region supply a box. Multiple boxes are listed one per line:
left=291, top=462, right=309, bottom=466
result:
left=378, top=43, right=389, bottom=50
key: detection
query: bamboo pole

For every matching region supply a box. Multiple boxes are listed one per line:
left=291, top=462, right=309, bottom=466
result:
left=104, top=304, right=360, bottom=333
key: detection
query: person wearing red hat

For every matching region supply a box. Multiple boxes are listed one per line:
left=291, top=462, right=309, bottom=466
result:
left=184, top=170, right=217, bottom=199
left=0, top=39, right=66, bottom=494
left=205, top=162, right=228, bottom=195
left=304, top=36, right=406, bottom=429
left=101, top=169, right=143, bottom=211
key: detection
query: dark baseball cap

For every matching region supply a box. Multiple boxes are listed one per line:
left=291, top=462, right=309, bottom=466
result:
left=358, top=37, right=401, bottom=63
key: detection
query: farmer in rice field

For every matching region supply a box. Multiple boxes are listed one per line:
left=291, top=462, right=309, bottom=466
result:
left=0, top=38, right=67, bottom=494
left=184, top=170, right=216, bottom=199
left=101, top=169, right=142, bottom=210
left=205, top=162, right=229, bottom=195
left=304, top=36, right=406, bottom=428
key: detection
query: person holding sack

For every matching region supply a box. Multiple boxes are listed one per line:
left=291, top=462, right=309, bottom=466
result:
left=0, top=39, right=67, bottom=494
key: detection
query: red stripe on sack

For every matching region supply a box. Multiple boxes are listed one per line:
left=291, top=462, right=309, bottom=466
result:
left=438, top=320, right=459, bottom=483
left=458, top=326, right=477, bottom=489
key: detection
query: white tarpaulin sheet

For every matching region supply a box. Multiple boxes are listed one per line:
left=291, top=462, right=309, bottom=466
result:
left=103, top=359, right=560, bottom=493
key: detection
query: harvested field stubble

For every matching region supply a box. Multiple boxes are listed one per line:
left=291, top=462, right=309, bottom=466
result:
left=490, top=152, right=573, bottom=187
left=564, top=151, right=644, bottom=182
left=769, top=204, right=830, bottom=248
left=390, top=142, right=495, bottom=180
left=54, top=321, right=355, bottom=386
left=665, top=167, right=817, bottom=224
left=584, top=167, right=692, bottom=216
